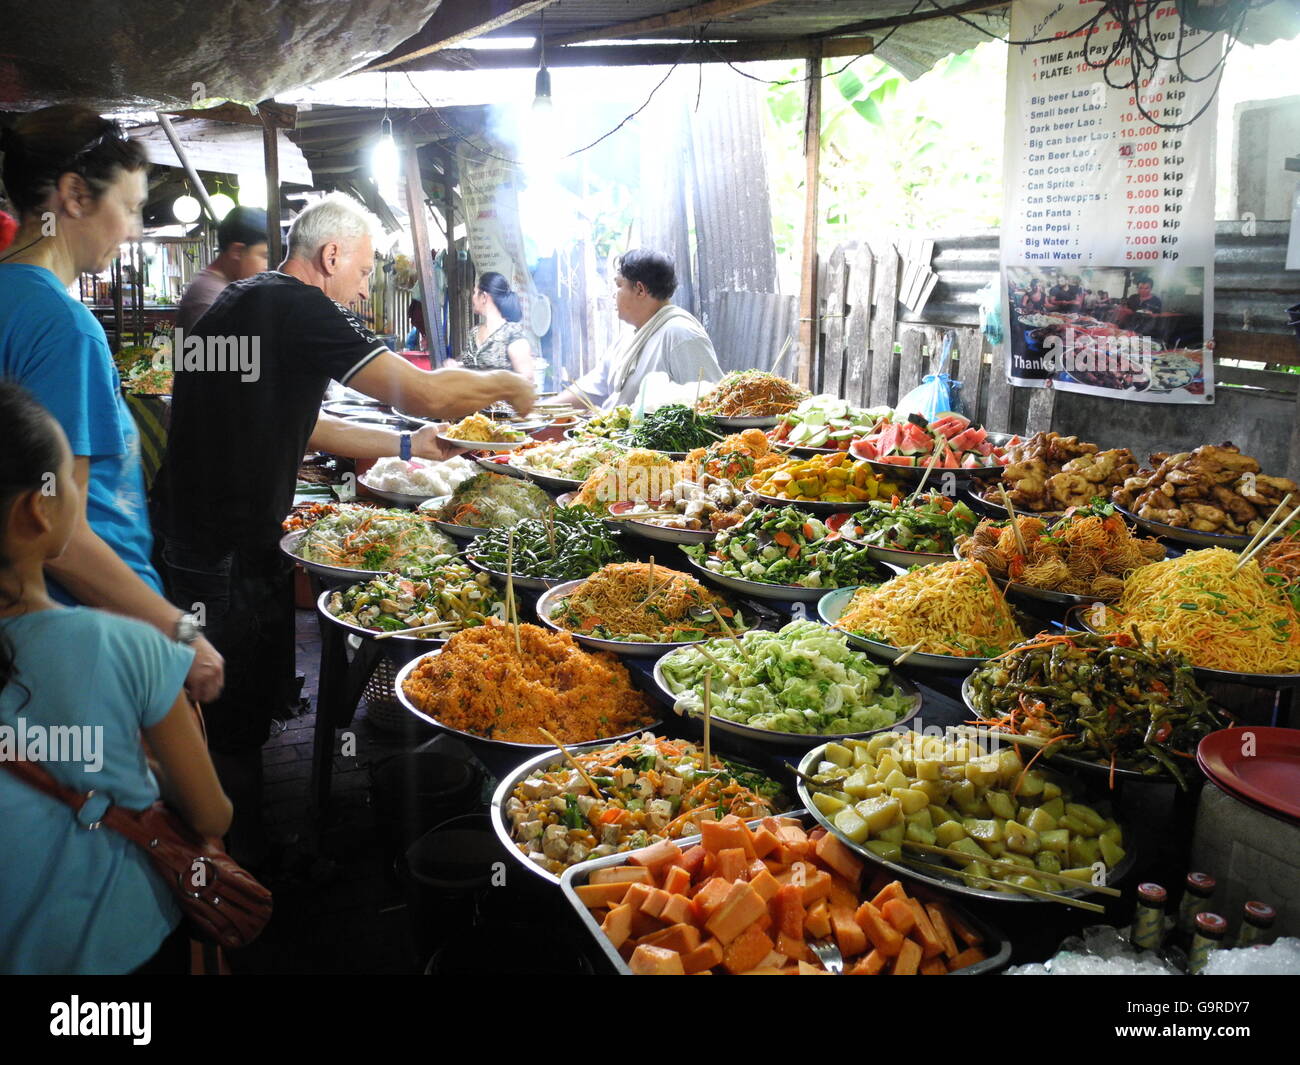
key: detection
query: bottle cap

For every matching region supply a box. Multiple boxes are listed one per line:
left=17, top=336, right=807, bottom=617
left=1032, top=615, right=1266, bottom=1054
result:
left=1137, top=883, right=1167, bottom=905
left=1195, top=911, right=1227, bottom=936
left=1244, top=901, right=1276, bottom=926
left=1185, top=872, right=1216, bottom=896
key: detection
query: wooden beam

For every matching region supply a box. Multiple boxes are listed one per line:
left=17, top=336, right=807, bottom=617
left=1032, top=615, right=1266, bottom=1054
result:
left=796, top=42, right=823, bottom=391
left=164, top=100, right=297, bottom=129
left=386, top=35, right=875, bottom=72
left=367, top=0, right=559, bottom=72
left=404, top=138, right=437, bottom=355
left=263, top=116, right=281, bottom=265
left=552, top=0, right=779, bottom=47
left=817, top=0, right=1009, bottom=38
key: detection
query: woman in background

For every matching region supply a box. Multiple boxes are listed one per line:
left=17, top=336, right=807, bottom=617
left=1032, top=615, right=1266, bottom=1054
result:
left=448, top=271, right=535, bottom=379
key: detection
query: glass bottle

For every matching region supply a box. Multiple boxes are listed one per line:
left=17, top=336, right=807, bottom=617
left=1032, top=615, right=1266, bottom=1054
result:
left=1129, top=882, right=1167, bottom=952
left=1187, top=912, right=1227, bottom=975
left=1235, top=901, right=1276, bottom=949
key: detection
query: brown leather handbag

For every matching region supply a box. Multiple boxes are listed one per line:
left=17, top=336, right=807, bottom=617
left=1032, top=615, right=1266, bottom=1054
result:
left=2, top=757, right=272, bottom=949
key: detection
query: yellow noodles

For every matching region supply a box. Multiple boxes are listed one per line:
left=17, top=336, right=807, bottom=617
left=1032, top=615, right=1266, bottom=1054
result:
left=837, top=559, right=1024, bottom=658
left=1114, top=548, right=1300, bottom=675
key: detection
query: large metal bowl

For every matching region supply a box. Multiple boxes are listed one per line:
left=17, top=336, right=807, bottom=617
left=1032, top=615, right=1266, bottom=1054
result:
left=1065, top=605, right=1300, bottom=689
left=315, top=587, right=456, bottom=648
left=746, top=489, right=876, bottom=516
left=709, top=413, right=780, bottom=429
left=535, top=578, right=751, bottom=659
left=796, top=741, right=1136, bottom=903
left=679, top=550, right=881, bottom=604
left=1113, top=504, right=1251, bottom=549
left=816, top=586, right=1027, bottom=676
left=849, top=434, right=1015, bottom=485
left=960, top=671, right=1185, bottom=783
left=392, top=649, right=663, bottom=758
left=463, top=551, right=565, bottom=592
left=605, top=501, right=717, bottom=545
left=279, top=528, right=459, bottom=584
left=651, top=652, right=921, bottom=748
left=559, top=811, right=1013, bottom=973
left=490, top=741, right=793, bottom=886
left=961, top=486, right=1068, bottom=522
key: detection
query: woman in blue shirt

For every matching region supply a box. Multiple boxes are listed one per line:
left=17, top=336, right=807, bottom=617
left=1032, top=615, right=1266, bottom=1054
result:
left=0, top=106, right=223, bottom=702
left=0, top=381, right=232, bottom=973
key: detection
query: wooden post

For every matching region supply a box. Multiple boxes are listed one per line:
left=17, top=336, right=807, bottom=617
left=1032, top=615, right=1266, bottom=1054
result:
left=439, top=149, right=460, bottom=362
left=403, top=140, right=437, bottom=356
left=262, top=118, right=281, bottom=266
left=796, top=41, right=823, bottom=390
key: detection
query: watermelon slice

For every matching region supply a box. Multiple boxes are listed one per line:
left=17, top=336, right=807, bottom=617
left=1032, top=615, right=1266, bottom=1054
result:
left=961, top=453, right=983, bottom=469
left=948, top=426, right=988, bottom=453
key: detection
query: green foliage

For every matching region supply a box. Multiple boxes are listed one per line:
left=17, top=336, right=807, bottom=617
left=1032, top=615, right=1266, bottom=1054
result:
left=764, top=42, right=1009, bottom=256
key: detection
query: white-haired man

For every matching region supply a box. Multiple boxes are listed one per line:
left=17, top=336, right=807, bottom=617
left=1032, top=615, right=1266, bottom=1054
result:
left=151, top=192, right=534, bottom=865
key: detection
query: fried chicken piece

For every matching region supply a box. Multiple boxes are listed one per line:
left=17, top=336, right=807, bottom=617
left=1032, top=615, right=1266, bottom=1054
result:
left=1210, top=484, right=1257, bottom=524
left=1183, top=502, right=1229, bottom=530
left=1048, top=471, right=1097, bottom=508
left=1195, top=443, right=1258, bottom=474
left=1236, top=473, right=1298, bottom=506
left=1138, top=503, right=1188, bottom=527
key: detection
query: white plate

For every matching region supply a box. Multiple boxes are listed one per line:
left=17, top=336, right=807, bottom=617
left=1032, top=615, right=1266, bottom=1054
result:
left=436, top=434, right=529, bottom=452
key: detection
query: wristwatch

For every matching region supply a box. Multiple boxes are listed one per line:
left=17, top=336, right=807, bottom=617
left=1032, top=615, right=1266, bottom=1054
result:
left=174, top=612, right=204, bottom=645
left=399, top=432, right=412, bottom=461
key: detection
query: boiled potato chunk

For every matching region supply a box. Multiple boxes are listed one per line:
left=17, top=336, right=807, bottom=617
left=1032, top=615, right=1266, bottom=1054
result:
left=1040, top=796, right=1065, bottom=820
left=1004, top=820, right=1040, bottom=856
left=1067, top=802, right=1106, bottom=835
left=853, top=796, right=902, bottom=833
left=880, top=769, right=910, bottom=791
left=842, top=771, right=874, bottom=799
left=986, top=790, right=1016, bottom=820
left=877, top=823, right=906, bottom=845
left=1026, top=807, right=1057, bottom=833
left=1016, top=770, right=1045, bottom=798
left=812, top=792, right=848, bottom=816
left=913, top=758, right=941, bottom=780
left=1068, top=836, right=1101, bottom=868
left=935, top=820, right=967, bottom=847
left=1035, top=851, right=1062, bottom=875
left=947, top=837, right=987, bottom=865
left=833, top=806, right=871, bottom=844
left=823, top=742, right=853, bottom=768
left=1099, top=834, right=1126, bottom=868
left=905, top=820, right=937, bottom=846
left=851, top=745, right=874, bottom=768
left=892, top=787, right=929, bottom=815
left=929, top=803, right=957, bottom=826
left=964, top=818, right=1001, bottom=843
left=1039, top=828, right=1070, bottom=854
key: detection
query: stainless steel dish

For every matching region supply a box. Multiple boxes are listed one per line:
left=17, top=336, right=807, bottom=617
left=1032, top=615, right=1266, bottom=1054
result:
left=795, top=742, right=1137, bottom=903
left=558, top=810, right=1013, bottom=974
left=535, top=578, right=750, bottom=659
left=651, top=653, right=922, bottom=748
left=392, top=650, right=663, bottom=757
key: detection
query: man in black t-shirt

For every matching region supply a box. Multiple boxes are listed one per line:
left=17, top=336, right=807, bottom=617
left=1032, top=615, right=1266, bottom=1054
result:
left=1047, top=276, right=1083, bottom=312
left=152, top=192, right=534, bottom=865
left=1135, top=278, right=1163, bottom=314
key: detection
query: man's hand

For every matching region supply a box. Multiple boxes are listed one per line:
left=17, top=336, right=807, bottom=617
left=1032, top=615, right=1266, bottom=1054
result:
left=489, top=369, right=536, bottom=416
left=411, top=424, right=465, bottom=461
left=184, top=634, right=225, bottom=704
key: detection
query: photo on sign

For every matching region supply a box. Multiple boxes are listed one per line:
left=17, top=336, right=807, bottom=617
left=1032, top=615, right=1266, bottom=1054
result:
left=1005, top=264, right=1212, bottom=402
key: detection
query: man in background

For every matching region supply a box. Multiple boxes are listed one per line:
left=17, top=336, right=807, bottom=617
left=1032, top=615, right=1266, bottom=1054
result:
left=552, top=248, right=722, bottom=409
left=175, top=206, right=268, bottom=331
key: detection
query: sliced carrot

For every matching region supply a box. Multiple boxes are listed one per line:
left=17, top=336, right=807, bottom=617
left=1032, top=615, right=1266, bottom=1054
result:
left=925, top=903, right=960, bottom=959
left=947, top=946, right=988, bottom=972
left=891, top=938, right=922, bottom=975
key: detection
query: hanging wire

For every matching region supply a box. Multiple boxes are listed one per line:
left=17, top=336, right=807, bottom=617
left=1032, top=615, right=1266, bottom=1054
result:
left=917, top=0, right=1263, bottom=130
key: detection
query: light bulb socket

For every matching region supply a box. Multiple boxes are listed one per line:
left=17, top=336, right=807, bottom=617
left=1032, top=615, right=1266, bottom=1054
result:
left=534, top=65, right=552, bottom=106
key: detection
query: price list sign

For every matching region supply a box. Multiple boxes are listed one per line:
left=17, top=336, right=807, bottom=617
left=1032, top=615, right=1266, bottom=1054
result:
left=1001, top=0, right=1221, bottom=403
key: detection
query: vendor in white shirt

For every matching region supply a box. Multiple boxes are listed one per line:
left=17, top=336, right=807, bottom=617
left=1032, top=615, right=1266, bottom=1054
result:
left=553, top=249, right=723, bottom=410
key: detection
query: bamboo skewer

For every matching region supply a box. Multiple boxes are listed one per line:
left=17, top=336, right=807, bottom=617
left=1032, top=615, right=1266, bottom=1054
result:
left=702, top=671, right=713, bottom=776
left=903, top=840, right=1122, bottom=897
left=891, top=641, right=925, bottom=667
left=1238, top=491, right=1292, bottom=559
left=709, top=607, right=753, bottom=665
left=692, top=642, right=742, bottom=683
left=506, top=529, right=522, bottom=656
left=998, top=485, right=1030, bottom=557
left=897, top=857, right=1105, bottom=913
left=1235, top=498, right=1300, bottom=572
left=537, top=727, right=604, bottom=800
left=909, top=440, right=946, bottom=500
left=560, top=368, right=602, bottom=416
left=372, top=620, right=464, bottom=639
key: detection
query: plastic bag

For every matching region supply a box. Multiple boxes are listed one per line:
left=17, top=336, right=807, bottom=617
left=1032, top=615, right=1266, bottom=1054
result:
left=978, top=279, right=1004, bottom=347
left=895, top=372, right=956, bottom=423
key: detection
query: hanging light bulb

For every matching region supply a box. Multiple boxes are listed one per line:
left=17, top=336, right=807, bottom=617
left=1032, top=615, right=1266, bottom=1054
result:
left=208, top=193, right=235, bottom=220
left=371, top=114, right=400, bottom=207
left=237, top=171, right=268, bottom=209
left=172, top=195, right=200, bottom=224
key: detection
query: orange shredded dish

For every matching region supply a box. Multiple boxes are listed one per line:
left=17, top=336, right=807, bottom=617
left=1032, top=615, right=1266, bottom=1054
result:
left=400, top=619, right=657, bottom=744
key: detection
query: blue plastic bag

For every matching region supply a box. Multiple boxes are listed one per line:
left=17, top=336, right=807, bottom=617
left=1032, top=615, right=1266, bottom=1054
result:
left=895, top=372, right=956, bottom=423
